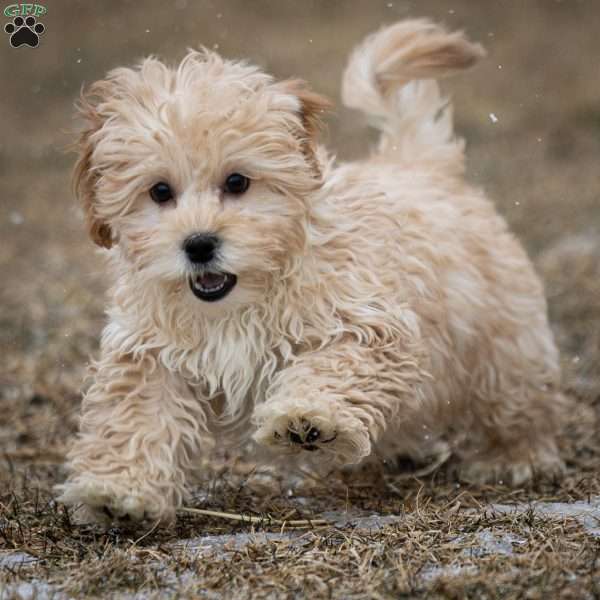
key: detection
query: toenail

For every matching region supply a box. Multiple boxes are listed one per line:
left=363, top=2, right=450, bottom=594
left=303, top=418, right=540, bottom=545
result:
left=289, top=431, right=303, bottom=444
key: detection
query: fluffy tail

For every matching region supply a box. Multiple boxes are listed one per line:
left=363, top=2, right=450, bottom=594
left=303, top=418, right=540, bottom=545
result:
left=342, top=19, right=485, bottom=173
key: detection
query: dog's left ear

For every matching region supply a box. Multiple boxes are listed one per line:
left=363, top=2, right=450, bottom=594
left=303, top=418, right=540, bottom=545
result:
left=278, top=79, right=332, bottom=177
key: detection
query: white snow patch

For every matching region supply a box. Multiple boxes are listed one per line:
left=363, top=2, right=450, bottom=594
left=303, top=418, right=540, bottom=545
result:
left=420, top=563, right=477, bottom=583
left=0, top=551, right=39, bottom=568
left=0, top=580, right=64, bottom=600
left=175, top=510, right=404, bottom=558
left=457, top=529, right=526, bottom=558
left=9, top=211, right=24, bottom=225
left=419, top=528, right=525, bottom=584
left=175, top=531, right=308, bottom=558
left=320, top=510, right=402, bottom=530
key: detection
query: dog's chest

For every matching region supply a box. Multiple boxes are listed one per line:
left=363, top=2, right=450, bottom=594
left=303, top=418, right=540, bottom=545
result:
left=184, top=320, right=282, bottom=417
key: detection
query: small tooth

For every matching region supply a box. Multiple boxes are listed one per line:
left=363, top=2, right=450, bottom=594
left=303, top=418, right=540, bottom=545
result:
left=195, top=281, right=225, bottom=292
left=191, top=273, right=228, bottom=294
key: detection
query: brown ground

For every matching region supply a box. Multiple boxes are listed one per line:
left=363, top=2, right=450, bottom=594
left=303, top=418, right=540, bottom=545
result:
left=1, top=1, right=599, bottom=598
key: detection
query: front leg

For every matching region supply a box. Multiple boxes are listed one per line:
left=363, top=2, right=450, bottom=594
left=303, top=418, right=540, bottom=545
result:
left=57, top=348, right=207, bottom=525
left=252, top=341, right=424, bottom=466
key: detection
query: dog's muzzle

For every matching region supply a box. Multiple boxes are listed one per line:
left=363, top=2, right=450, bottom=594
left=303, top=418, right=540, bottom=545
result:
left=183, top=233, right=237, bottom=302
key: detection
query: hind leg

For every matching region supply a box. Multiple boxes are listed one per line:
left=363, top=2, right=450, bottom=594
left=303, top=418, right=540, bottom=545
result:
left=457, top=387, right=567, bottom=486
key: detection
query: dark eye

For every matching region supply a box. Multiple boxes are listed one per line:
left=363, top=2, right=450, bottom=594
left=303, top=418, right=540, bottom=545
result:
left=149, top=182, right=174, bottom=204
left=224, top=173, right=250, bottom=195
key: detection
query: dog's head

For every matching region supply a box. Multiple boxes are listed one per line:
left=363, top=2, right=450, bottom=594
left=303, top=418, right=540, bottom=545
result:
left=74, top=50, right=330, bottom=313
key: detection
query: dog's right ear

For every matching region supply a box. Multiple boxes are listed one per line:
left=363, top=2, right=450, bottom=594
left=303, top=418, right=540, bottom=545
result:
left=72, top=83, right=114, bottom=249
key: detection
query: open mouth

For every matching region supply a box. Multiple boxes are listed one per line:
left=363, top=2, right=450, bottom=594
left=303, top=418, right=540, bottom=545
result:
left=188, top=271, right=237, bottom=302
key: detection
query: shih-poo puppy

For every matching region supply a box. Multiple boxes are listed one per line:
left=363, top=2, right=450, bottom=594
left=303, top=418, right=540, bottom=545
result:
left=58, top=19, right=566, bottom=524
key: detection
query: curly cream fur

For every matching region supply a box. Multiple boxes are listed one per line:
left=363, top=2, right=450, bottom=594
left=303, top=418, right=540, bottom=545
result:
left=57, top=20, right=566, bottom=524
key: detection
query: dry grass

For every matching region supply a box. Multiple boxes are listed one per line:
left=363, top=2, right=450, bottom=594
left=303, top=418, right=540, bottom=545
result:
left=1, top=0, right=600, bottom=598
left=2, top=460, right=600, bottom=598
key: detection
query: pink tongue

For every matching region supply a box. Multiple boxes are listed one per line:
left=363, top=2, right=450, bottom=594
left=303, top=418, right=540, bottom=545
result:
left=198, top=272, right=226, bottom=287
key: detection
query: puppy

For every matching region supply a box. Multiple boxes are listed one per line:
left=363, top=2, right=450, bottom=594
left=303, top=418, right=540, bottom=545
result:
left=57, top=19, right=566, bottom=524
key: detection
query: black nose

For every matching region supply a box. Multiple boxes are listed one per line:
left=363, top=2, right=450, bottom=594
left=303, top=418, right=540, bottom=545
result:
left=183, top=234, right=220, bottom=264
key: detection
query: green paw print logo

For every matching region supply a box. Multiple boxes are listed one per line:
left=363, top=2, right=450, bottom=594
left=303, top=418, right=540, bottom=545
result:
left=3, top=3, right=46, bottom=48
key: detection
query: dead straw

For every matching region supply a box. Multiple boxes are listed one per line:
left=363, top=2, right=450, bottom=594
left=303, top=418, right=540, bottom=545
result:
left=179, top=506, right=329, bottom=528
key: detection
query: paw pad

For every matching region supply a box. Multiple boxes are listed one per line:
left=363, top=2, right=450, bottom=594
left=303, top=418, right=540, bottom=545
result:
left=4, top=16, right=44, bottom=48
left=280, top=419, right=336, bottom=451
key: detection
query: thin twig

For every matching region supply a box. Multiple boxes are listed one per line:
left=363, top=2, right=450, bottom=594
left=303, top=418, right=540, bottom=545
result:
left=179, top=506, right=329, bottom=528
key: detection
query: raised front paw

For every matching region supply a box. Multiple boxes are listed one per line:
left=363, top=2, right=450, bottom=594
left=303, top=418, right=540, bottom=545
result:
left=280, top=418, right=337, bottom=451
left=252, top=398, right=372, bottom=465
left=56, top=474, right=177, bottom=526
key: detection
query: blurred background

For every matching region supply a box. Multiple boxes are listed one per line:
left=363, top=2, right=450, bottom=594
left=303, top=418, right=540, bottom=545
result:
left=1, top=0, right=599, bottom=478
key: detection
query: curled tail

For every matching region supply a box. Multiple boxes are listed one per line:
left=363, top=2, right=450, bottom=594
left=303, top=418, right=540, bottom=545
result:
left=342, top=19, right=485, bottom=174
